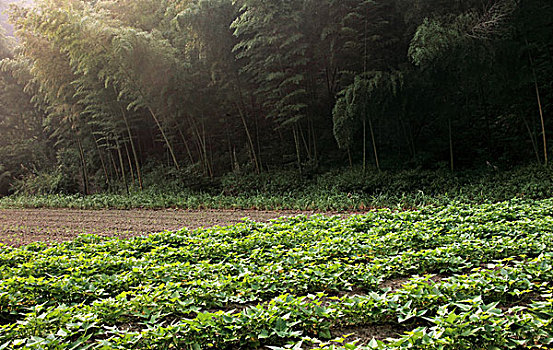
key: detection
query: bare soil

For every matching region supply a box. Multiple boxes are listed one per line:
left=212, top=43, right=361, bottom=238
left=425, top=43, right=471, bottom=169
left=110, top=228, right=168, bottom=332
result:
left=0, top=208, right=322, bottom=246
left=331, top=323, right=404, bottom=344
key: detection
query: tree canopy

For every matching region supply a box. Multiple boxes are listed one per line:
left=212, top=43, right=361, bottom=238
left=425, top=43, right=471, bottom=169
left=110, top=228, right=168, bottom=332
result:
left=0, top=0, right=551, bottom=194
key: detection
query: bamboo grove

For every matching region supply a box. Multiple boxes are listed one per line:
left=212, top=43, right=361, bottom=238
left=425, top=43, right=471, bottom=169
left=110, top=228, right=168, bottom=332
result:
left=0, top=0, right=551, bottom=194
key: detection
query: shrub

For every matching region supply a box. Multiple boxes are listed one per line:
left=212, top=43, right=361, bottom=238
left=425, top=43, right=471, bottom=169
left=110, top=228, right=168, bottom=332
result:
left=12, top=171, right=71, bottom=195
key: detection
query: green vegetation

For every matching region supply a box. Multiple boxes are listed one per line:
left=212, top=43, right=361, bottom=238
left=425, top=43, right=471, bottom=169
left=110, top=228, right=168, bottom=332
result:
left=0, top=0, right=552, bottom=195
left=2, top=165, right=553, bottom=210
left=0, top=1, right=552, bottom=348
left=1, top=199, right=552, bottom=348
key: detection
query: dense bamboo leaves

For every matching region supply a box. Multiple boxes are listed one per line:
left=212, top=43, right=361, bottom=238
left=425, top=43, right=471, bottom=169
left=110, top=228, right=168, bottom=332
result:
left=0, top=30, right=51, bottom=194
left=0, top=0, right=551, bottom=194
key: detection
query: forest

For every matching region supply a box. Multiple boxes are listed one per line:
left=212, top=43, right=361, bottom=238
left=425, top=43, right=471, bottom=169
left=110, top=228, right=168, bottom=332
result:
left=0, top=0, right=552, bottom=196
left=3, top=1, right=553, bottom=348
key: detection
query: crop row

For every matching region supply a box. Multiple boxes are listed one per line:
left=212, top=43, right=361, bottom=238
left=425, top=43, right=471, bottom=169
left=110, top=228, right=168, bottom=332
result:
left=2, top=254, right=552, bottom=349
left=1, top=199, right=553, bottom=348
left=1, top=207, right=550, bottom=315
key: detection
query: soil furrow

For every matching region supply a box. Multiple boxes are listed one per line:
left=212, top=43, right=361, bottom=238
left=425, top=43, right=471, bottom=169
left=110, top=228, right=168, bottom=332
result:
left=0, top=209, right=315, bottom=246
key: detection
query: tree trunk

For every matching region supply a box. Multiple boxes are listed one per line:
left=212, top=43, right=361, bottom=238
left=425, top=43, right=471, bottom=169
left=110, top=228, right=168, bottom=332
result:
left=124, top=142, right=135, bottom=186
left=363, top=118, right=367, bottom=173
left=534, top=74, right=547, bottom=166
left=310, top=117, right=318, bottom=167
left=449, top=118, right=454, bottom=172
left=226, top=129, right=234, bottom=172
left=120, top=108, right=143, bottom=190
left=187, top=116, right=207, bottom=174
left=234, top=76, right=260, bottom=174
left=527, top=39, right=548, bottom=165
left=293, top=125, right=302, bottom=174
left=93, top=136, right=110, bottom=188
left=254, top=113, right=263, bottom=172
left=188, top=116, right=210, bottom=177
left=176, top=125, right=195, bottom=165
left=108, top=149, right=120, bottom=182
left=299, top=122, right=312, bottom=162
left=522, top=115, right=541, bottom=163
left=369, top=117, right=380, bottom=171
left=201, top=119, right=213, bottom=178
left=115, top=139, right=129, bottom=195
left=236, top=103, right=260, bottom=174
left=147, top=107, right=180, bottom=170
left=76, top=137, right=89, bottom=195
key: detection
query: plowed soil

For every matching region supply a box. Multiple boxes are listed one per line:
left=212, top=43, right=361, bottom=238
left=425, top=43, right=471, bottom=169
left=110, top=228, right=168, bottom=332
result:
left=0, top=209, right=318, bottom=246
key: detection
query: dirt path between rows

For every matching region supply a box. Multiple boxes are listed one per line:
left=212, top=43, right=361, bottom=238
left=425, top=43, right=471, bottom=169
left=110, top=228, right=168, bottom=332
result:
left=0, top=209, right=325, bottom=247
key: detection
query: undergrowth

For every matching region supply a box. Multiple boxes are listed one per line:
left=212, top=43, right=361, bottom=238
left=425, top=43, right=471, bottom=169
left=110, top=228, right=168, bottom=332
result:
left=1, top=165, right=552, bottom=210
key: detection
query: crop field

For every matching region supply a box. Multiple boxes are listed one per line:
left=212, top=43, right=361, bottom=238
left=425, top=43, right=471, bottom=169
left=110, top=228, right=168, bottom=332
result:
left=0, top=208, right=310, bottom=247
left=1, top=199, right=553, bottom=349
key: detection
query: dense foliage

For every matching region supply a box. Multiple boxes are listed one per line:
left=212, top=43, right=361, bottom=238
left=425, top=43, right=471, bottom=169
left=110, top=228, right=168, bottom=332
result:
left=1, top=164, right=553, bottom=211
left=0, top=0, right=551, bottom=194
left=1, top=199, right=552, bottom=348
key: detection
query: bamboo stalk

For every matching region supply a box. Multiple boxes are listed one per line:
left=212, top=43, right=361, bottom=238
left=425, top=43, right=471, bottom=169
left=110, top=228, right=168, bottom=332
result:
left=147, top=106, right=180, bottom=170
